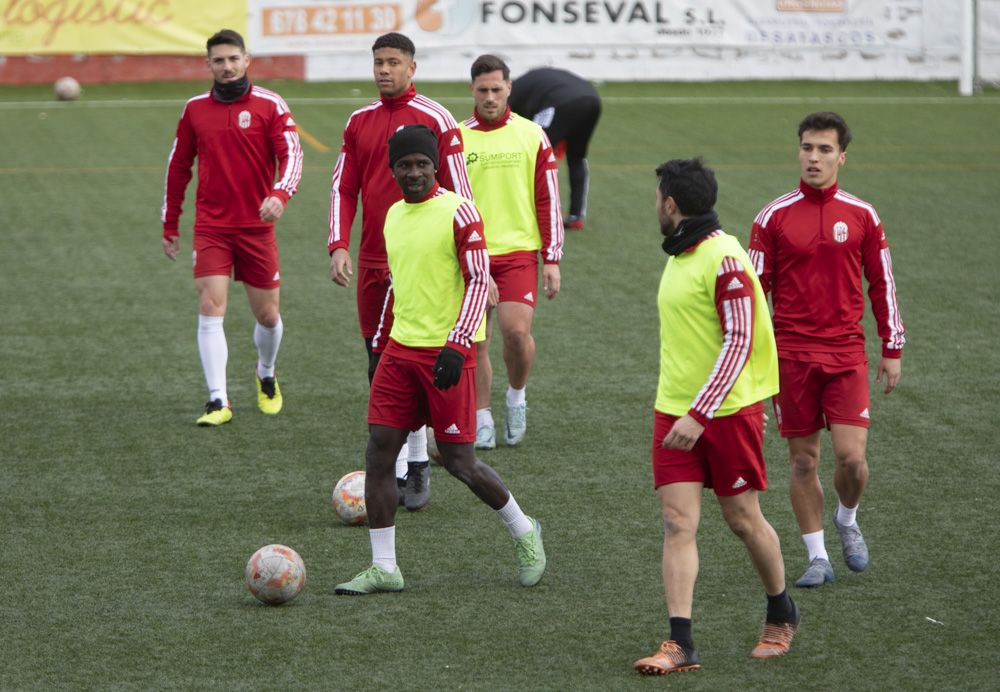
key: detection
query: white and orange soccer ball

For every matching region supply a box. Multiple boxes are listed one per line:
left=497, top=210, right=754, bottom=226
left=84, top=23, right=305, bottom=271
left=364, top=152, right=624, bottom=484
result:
left=53, top=76, right=81, bottom=101
left=332, top=470, right=367, bottom=525
left=245, top=544, right=306, bottom=605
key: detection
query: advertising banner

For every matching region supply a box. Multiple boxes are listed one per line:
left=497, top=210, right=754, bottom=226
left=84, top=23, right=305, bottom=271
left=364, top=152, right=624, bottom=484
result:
left=243, top=0, right=963, bottom=81
left=0, top=0, right=245, bottom=54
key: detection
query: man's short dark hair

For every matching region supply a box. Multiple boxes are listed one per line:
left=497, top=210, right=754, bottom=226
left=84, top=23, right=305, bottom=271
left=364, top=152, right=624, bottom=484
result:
left=207, top=29, right=246, bottom=54
left=471, top=54, right=510, bottom=81
left=655, top=158, right=717, bottom=217
left=372, top=32, right=415, bottom=57
left=798, top=111, right=852, bottom=151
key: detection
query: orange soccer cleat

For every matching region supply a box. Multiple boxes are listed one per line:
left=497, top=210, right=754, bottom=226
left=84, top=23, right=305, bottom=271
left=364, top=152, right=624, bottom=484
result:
left=751, top=604, right=800, bottom=659
left=633, top=640, right=701, bottom=675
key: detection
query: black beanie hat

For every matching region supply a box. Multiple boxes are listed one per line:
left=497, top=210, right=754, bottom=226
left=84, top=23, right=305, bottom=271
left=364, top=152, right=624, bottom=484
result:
left=388, top=124, right=439, bottom=169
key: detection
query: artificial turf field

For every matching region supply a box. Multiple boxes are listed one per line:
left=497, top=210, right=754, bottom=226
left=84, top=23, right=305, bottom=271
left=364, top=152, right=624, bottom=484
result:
left=2, top=78, right=997, bottom=690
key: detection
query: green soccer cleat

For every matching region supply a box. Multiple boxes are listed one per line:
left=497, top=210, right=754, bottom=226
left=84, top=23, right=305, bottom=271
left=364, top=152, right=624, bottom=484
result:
left=334, top=564, right=405, bottom=595
left=256, top=372, right=283, bottom=415
left=514, top=517, right=546, bottom=587
left=196, top=399, right=232, bottom=427
left=504, top=402, right=527, bottom=446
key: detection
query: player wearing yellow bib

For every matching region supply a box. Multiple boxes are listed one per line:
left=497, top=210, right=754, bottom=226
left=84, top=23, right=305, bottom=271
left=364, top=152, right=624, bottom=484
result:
left=460, top=55, right=565, bottom=449
left=634, top=159, right=799, bottom=676
left=334, top=125, right=546, bottom=596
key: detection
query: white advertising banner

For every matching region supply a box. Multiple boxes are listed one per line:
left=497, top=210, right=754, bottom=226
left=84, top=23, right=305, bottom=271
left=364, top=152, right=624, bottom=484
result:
left=244, top=0, right=965, bottom=81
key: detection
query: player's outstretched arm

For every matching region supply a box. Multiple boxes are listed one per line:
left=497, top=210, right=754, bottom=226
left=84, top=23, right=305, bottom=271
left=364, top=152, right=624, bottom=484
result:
left=876, top=356, right=901, bottom=395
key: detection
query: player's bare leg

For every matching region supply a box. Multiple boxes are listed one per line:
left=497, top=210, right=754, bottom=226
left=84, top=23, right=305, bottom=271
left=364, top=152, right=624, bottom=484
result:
left=634, top=482, right=703, bottom=676
left=658, top=482, right=702, bottom=618
left=830, top=424, right=869, bottom=508
left=718, top=489, right=799, bottom=658
left=830, top=424, right=870, bottom=571
left=717, top=489, right=785, bottom=594
left=365, top=424, right=408, bottom=528
left=787, top=433, right=824, bottom=534
left=787, top=432, right=834, bottom=585
left=334, top=424, right=408, bottom=595
left=436, top=439, right=546, bottom=586
left=498, top=301, right=535, bottom=445
left=474, top=309, right=496, bottom=449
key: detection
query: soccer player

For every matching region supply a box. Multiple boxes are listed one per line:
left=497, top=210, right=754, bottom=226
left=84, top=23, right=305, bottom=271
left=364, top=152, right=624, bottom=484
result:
left=460, top=55, right=564, bottom=449
left=161, top=29, right=303, bottom=426
left=333, top=125, right=546, bottom=595
left=507, top=67, right=601, bottom=230
left=748, top=112, right=905, bottom=588
left=633, top=159, right=798, bottom=675
left=328, top=32, right=474, bottom=509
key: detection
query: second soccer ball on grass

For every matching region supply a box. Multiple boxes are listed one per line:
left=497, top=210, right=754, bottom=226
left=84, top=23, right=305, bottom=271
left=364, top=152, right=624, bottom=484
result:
left=332, top=470, right=367, bottom=525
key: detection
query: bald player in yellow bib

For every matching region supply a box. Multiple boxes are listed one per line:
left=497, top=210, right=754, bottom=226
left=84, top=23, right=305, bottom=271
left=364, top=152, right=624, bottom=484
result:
left=459, top=55, right=565, bottom=450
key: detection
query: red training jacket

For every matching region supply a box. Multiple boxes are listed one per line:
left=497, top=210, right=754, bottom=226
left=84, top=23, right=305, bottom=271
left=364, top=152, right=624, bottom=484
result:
left=748, top=180, right=905, bottom=360
left=162, top=85, right=303, bottom=236
left=327, top=84, right=473, bottom=268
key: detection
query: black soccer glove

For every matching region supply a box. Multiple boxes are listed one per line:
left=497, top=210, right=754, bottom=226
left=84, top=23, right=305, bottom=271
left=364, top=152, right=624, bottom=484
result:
left=433, top=346, right=465, bottom=390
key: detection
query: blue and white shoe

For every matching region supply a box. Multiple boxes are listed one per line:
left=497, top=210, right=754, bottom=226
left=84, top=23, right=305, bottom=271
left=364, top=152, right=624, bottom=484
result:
left=832, top=511, right=869, bottom=572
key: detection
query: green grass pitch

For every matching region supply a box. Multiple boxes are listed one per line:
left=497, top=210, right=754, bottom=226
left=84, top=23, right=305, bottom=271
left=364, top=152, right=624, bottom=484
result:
left=1, top=78, right=998, bottom=689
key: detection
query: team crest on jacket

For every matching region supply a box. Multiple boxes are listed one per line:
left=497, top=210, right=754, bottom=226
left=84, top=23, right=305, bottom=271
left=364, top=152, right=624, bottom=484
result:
left=833, top=221, right=849, bottom=243
left=238, top=111, right=252, bottom=129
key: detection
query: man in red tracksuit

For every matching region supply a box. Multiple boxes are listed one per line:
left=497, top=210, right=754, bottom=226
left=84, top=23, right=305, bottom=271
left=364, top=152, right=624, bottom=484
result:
left=162, top=29, right=303, bottom=427
left=327, top=32, right=474, bottom=510
left=748, top=111, right=905, bottom=588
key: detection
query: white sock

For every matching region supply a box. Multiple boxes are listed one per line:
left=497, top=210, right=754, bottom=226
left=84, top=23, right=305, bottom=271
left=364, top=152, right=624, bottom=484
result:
left=836, top=502, right=858, bottom=527
left=477, top=407, right=494, bottom=429
left=197, top=315, right=228, bottom=404
left=407, top=426, right=429, bottom=463
left=254, top=317, right=283, bottom=379
left=395, top=445, right=408, bottom=481
left=506, top=385, right=526, bottom=408
left=497, top=494, right=533, bottom=538
left=369, top=526, right=397, bottom=572
left=802, top=530, right=829, bottom=562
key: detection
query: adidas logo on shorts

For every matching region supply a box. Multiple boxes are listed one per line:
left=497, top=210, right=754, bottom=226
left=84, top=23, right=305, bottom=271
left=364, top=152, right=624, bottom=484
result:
left=444, top=423, right=460, bottom=434
left=524, top=291, right=534, bottom=302
left=860, top=407, right=870, bottom=419
left=732, top=477, right=748, bottom=490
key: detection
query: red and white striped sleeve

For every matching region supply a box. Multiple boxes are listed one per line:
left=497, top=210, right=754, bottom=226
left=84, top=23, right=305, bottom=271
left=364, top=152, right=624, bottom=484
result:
left=535, top=130, right=564, bottom=264
left=688, top=256, right=757, bottom=425
left=268, top=100, right=302, bottom=205
left=861, top=216, right=905, bottom=358
left=747, top=217, right=775, bottom=294
left=161, top=103, right=197, bottom=237
left=327, top=121, right=361, bottom=254
left=445, top=201, right=490, bottom=355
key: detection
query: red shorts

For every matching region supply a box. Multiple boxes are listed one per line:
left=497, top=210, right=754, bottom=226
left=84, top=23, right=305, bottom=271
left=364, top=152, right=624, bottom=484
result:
left=491, top=252, right=538, bottom=307
left=357, top=266, right=393, bottom=339
left=774, top=357, right=871, bottom=437
left=368, top=351, right=477, bottom=443
left=193, top=230, right=279, bottom=289
left=652, top=403, right=768, bottom=496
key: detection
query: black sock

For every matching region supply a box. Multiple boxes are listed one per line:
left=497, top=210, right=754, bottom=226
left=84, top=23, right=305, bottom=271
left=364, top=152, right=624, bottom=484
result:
left=669, top=617, right=694, bottom=651
left=766, top=590, right=796, bottom=624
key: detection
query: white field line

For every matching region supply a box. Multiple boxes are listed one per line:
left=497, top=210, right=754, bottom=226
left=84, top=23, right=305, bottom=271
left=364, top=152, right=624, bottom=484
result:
left=1, top=95, right=1000, bottom=110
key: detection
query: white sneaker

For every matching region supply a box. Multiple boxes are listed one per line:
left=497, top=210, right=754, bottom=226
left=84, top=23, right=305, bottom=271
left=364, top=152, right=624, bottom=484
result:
left=504, top=403, right=527, bottom=446
left=475, top=422, right=496, bottom=450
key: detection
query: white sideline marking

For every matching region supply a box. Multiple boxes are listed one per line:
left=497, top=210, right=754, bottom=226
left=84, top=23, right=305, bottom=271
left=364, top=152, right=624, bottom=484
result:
left=1, top=95, right=999, bottom=110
